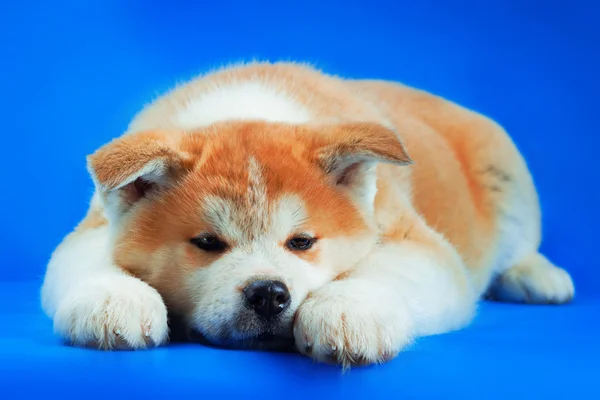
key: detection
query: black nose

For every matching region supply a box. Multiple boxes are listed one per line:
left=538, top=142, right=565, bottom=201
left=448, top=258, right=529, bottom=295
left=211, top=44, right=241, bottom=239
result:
left=243, top=280, right=291, bottom=319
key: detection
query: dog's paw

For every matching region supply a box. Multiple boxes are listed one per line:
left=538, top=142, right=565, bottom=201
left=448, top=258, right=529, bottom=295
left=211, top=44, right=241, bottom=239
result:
left=488, top=253, right=575, bottom=304
left=293, top=279, right=413, bottom=367
left=53, top=275, right=169, bottom=350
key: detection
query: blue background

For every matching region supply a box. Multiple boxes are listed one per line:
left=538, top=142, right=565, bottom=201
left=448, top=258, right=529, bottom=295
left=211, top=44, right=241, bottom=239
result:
left=1, top=0, right=598, bottom=398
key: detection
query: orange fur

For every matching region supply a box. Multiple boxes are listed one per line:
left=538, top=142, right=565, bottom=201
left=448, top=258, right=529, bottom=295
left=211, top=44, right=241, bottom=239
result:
left=42, top=62, right=573, bottom=363
left=105, top=122, right=395, bottom=312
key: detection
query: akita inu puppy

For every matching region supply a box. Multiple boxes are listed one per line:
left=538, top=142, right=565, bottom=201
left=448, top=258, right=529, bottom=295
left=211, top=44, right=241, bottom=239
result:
left=41, top=62, right=574, bottom=366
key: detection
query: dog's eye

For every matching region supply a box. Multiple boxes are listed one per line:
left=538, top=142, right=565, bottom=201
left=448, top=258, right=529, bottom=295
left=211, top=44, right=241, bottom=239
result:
left=190, top=235, right=227, bottom=252
left=287, top=236, right=315, bottom=251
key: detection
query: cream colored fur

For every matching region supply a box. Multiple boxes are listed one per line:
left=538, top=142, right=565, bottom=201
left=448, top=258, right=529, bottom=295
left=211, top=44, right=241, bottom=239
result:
left=41, top=61, right=574, bottom=366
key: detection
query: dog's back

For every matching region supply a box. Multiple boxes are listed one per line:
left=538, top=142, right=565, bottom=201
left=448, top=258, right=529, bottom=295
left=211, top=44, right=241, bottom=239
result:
left=129, top=62, right=554, bottom=295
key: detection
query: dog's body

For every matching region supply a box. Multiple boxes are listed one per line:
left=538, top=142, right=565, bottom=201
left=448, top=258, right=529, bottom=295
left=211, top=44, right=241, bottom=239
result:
left=41, top=62, right=574, bottom=366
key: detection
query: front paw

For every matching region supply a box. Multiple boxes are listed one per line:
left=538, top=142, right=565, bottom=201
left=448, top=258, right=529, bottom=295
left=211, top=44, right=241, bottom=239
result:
left=53, top=275, right=169, bottom=350
left=294, top=279, right=413, bottom=367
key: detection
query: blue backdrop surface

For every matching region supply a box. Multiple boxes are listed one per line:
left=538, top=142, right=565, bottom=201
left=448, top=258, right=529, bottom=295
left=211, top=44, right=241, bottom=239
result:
left=0, top=1, right=598, bottom=398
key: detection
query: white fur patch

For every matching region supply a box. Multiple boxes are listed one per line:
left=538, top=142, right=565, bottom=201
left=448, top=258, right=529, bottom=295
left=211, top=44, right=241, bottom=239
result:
left=41, top=226, right=169, bottom=349
left=355, top=241, right=476, bottom=336
left=174, top=81, right=312, bottom=129
left=269, top=194, right=311, bottom=239
left=202, top=195, right=244, bottom=243
left=41, top=226, right=117, bottom=317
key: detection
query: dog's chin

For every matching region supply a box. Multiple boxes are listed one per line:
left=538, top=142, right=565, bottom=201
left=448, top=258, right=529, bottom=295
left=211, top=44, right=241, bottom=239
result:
left=168, top=312, right=296, bottom=352
left=188, top=329, right=295, bottom=352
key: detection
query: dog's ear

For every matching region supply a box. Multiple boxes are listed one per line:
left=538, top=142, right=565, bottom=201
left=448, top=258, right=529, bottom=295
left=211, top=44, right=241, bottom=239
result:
left=87, top=130, right=195, bottom=217
left=312, top=122, right=412, bottom=211
left=315, top=122, right=412, bottom=178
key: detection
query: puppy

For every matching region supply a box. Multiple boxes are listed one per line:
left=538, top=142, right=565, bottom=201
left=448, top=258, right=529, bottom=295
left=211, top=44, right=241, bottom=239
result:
left=41, top=62, right=574, bottom=366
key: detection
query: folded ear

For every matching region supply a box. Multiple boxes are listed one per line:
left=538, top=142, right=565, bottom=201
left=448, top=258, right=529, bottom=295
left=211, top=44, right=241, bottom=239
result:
left=313, top=122, right=412, bottom=212
left=87, top=130, right=194, bottom=217
left=316, top=122, right=412, bottom=178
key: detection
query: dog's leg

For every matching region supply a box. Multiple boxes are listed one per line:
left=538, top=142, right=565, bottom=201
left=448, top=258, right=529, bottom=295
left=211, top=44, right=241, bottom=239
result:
left=41, top=206, right=169, bottom=350
left=293, top=210, right=477, bottom=367
left=487, top=252, right=574, bottom=304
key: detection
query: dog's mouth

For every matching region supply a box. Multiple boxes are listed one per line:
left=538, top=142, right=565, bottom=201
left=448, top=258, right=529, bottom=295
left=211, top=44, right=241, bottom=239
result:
left=187, top=329, right=295, bottom=351
left=168, top=312, right=295, bottom=351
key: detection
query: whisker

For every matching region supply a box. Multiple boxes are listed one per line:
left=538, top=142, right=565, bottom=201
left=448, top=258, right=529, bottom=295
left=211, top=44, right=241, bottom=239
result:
left=293, top=216, right=311, bottom=230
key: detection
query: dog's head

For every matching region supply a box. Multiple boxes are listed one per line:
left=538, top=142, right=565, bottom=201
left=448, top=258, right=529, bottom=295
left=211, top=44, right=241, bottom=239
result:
left=88, top=121, right=411, bottom=349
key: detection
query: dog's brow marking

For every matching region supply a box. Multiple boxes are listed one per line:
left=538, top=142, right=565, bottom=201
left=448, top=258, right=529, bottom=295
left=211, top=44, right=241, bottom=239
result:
left=246, top=156, right=269, bottom=236
left=269, top=194, right=309, bottom=239
left=247, top=156, right=267, bottom=209
left=202, top=195, right=244, bottom=243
